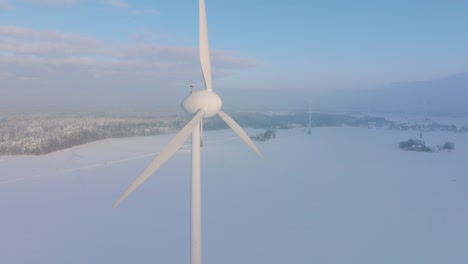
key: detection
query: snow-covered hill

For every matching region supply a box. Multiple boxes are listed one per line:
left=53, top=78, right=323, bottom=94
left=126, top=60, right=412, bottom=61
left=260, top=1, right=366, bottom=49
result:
left=1, top=127, right=467, bottom=264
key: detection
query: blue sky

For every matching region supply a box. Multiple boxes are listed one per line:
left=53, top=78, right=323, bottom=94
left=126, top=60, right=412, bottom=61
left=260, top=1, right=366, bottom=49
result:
left=1, top=0, right=468, bottom=110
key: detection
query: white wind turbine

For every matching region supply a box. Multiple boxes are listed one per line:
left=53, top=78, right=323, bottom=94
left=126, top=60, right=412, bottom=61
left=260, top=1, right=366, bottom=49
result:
left=308, top=102, right=312, bottom=135
left=112, top=1, right=264, bottom=264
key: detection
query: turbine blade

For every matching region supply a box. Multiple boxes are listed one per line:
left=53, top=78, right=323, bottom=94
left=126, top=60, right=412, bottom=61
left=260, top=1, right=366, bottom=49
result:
left=217, top=111, right=264, bottom=159
left=199, top=0, right=212, bottom=91
left=113, top=109, right=206, bottom=208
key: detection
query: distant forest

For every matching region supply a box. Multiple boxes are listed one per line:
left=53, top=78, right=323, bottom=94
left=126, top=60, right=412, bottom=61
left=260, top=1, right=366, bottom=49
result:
left=0, top=113, right=185, bottom=155
left=1, top=111, right=467, bottom=155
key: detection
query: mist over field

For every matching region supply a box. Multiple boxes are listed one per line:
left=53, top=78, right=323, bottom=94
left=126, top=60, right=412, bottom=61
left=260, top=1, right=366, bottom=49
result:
left=1, top=127, right=467, bottom=264
left=2, top=72, right=467, bottom=116
left=2, top=74, right=467, bottom=263
left=220, top=72, right=468, bottom=115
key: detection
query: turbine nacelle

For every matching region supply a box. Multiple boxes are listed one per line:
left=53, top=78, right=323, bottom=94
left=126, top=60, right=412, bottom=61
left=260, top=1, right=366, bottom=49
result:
left=181, top=90, right=222, bottom=118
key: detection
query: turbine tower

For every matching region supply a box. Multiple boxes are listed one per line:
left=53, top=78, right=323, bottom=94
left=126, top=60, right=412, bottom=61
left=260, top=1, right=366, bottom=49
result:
left=308, top=102, right=312, bottom=135
left=112, top=1, right=264, bottom=264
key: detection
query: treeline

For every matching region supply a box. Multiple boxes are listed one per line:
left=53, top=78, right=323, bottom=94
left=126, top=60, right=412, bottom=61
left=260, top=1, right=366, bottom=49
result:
left=1, top=111, right=466, bottom=155
left=202, top=112, right=390, bottom=130
left=0, top=114, right=185, bottom=155
left=399, top=139, right=455, bottom=152
left=251, top=129, right=277, bottom=141
left=2, top=111, right=368, bottom=155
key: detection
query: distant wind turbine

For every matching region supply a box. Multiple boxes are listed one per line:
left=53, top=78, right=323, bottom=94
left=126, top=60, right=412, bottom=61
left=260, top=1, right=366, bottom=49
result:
left=112, top=1, right=264, bottom=264
left=420, top=99, right=427, bottom=139
left=308, top=102, right=312, bottom=135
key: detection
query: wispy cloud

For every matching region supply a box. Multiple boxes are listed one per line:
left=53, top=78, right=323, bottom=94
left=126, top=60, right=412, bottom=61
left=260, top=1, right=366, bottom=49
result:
left=105, top=0, right=128, bottom=8
left=0, top=0, right=13, bottom=9
left=103, top=1, right=159, bottom=16
left=129, top=28, right=175, bottom=43
left=132, top=8, right=159, bottom=15
left=0, top=25, right=105, bottom=57
left=0, top=26, right=258, bottom=87
left=26, top=0, right=76, bottom=5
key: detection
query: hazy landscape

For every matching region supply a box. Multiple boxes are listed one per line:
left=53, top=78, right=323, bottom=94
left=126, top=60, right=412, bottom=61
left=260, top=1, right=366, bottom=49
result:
left=1, top=127, right=467, bottom=264
left=2, top=110, right=466, bottom=155
left=2, top=0, right=468, bottom=263
left=1, top=106, right=467, bottom=263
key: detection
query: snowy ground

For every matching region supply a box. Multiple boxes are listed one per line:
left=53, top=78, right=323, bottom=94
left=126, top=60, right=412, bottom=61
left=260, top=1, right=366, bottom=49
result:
left=1, top=127, right=467, bottom=264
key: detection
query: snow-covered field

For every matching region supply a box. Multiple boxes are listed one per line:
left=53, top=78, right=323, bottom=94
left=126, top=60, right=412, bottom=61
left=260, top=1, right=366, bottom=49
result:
left=1, top=127, right=467, bottom=264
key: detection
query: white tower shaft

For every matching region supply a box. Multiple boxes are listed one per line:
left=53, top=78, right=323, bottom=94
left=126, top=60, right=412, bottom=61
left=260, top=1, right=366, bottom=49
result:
left=191, top=122, right=202, bottom=264
left=308, top=103, right=312, bottom=135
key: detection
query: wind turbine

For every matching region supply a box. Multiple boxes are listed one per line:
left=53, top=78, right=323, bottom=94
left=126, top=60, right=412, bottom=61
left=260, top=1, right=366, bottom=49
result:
left=112, top=1, right=264, bottom=264
left=418, top=99, right=427, bottom=139
left=307, top=102, right=312, bottom=135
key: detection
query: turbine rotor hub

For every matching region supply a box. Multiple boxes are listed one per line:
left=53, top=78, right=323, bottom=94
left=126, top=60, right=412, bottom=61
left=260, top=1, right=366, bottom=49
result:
left=181, top=90, right=222, bottom=118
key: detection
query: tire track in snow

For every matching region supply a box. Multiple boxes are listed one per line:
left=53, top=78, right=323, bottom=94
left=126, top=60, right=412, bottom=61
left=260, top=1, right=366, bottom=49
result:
left=0, top=136, right=239, bottom=185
